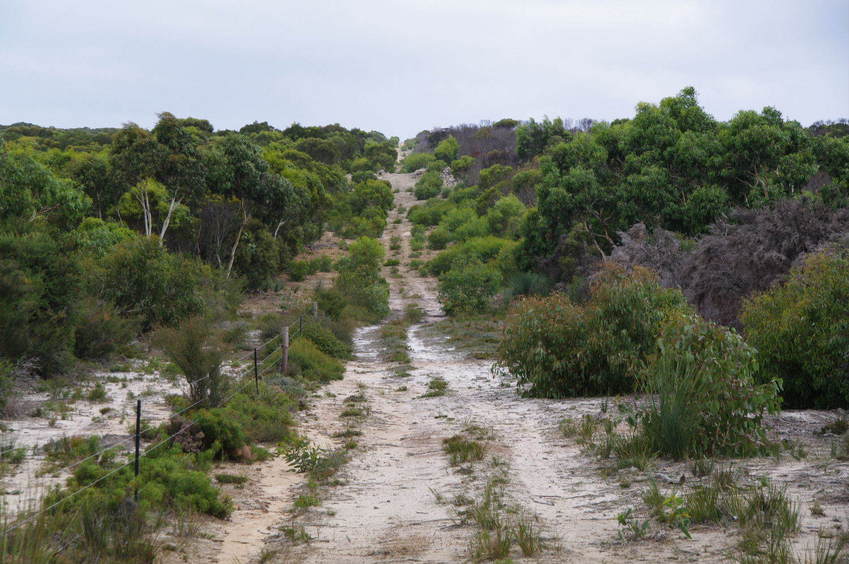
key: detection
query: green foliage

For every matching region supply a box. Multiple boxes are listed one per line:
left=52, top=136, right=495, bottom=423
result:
left=329, top=178, right=393, bottom=238
left=434, top=135, right=459, bottom=163
left=401, top=152, right=436, bottom=172
left=72, top=217, right=136, bottom=257
left=407, top=198, right=453, bottom=226
left=234, top=219, right=281, bottom=291
left=426, top=236, right=515, bottom=276
left=438, top=260, right=503, bottom=316
left=289, top=337, right=344, bottom=383
left=450, top=155, right=475, bottom=179
left=495, top=266, right=690, bottom=397
left=414, top=170, right=443, bottom=200
left=0, top=360, right=12, bottom=412
left=224, top=387, right=296, bottom=444
left=516, top=117, right=569, bottom=160
left=0, top=227, right=81, bottom=375
left=137, top=449, right=233, bottom=517
left=479, top=164, right=513, bottom=190
left=156, top=317, right=225, bottom=407
left=90, top=237, right=207, bottom=329
left=0, top=149, right=92, bottom=230
left=73, top=298, right=140, bottom=359
left=300, top=319, right=353, bottom=359
left=485, top=195, right=526, bottom=238
left=334, top=237, right=389, bottom=320
left=519, top=88, right=831, bottom=279
left=190, top=408, right=248, bottom=459
left=742, top=249, right=849, bottom=408
left=640, top=313, right=780, bottom=458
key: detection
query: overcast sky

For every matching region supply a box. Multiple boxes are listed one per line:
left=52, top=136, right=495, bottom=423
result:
left=1, top=0, right=847, bottom=138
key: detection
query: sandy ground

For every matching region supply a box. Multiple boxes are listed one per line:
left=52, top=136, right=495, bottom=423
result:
left=0, top=363, right=183, bottom=515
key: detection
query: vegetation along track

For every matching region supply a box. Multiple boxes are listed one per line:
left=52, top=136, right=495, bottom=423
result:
left=171, top=170, right=846, bottom=564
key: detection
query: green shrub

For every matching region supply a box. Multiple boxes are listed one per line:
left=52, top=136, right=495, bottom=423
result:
left=426, top=159, right=447, bottom=173
left=190, top=408, right=248, bottom=459
left=427, top=236, right=515, bottom=276
left=401, top=152, right=436, bottom=172
left=334, top=237, right=389, bottom=320
left=92, top=237, right=207, bottom=330
left=640, top=313, right=781, bottom=458
left=495, top=266, right=690, bottom=397
left=350, top=157, right=373, bottom=172
left=505, top=272, right=552, bottom=299
left=0, top=227, right=80, bottom=376
left=0, top=360, right=11, bottom=413
left=315, top=287, right=347, bottom=320
left=351, top=170, right=377, bottom=183
left=414, top=171, right=443, bottom=200
left=427, top=226, right=452, bottom=250
left=288, top=259, right=314, bottom=281
left=434, top=135, right=459, bottom=162
left=742, top=250, right=849, bottom=408
left=301, top=319, right=352, bottom=359
left=155, top=317, right=226, bottom=407
left=138, top=451, right=232, bottom=518
left=73, top=298, right=140, bottom=359
left=450, top=155, right=476, bottom=178
left=225, top=387, right=296, bottom=444
left=407, top=198, right=453, bottom=226
left=438, top=260, right=503, bottom=316
left=289, top=337, right=344, bottom=383
left=485, top=195, right=527, bottom=238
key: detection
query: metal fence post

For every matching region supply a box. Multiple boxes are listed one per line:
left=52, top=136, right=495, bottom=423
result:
left=134, top=399, right=141, bottom=501
left=254, top=348, right=259, bottom=394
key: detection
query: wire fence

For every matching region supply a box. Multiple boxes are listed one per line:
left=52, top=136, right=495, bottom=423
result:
left=0, top=311, right=312, bottom=536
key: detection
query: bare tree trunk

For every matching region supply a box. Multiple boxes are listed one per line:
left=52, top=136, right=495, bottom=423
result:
left=226, top=204, right=247, bottom=279
left=273, top=219, right=286, bottom=239
left=158, top=195, right=180, bottom=246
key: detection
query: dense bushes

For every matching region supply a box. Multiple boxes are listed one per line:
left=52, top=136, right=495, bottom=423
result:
left=414, top=170, right=443, bottom=200
left=640, top=313, right=780, bottom=458
left=287, top=255, right=333, bottom=281
left=495, top=267, right=689, bottom=397
left=438, top=261, right=503, bottom=315
left=73, top=298, right=140, bottom=359
left=90, top=238, right=209, bottom=329
left=518, top=88, right=846, bottom=283
left=329, top=178, right=394, bottom=238
left=333, top=237, right=389, bottom=321
left=289, top=337, right=344, bottom=383
left=0, top=227, right=81, bottom=375
left=742, top=249, right=849, bottom=408
left=401, top=152, right=436, bottom=172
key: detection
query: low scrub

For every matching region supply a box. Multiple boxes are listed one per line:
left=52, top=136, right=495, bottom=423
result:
left=400, top=152, right=436, bottom=172
left=495, top=266, right=689, bottom=397
left=640, top=313, right=781, bottom=458
left=289, top=337, right=344, bottom=383
left=414, top=171, right=443, bottom=200
left=742, top=249, right=849, bottom=409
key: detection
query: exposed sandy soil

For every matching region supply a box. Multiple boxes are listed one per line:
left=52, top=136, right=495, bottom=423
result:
left=0, top=363, right=182, bottom=515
